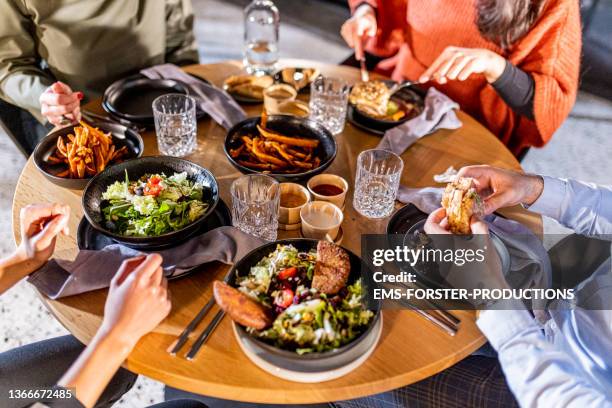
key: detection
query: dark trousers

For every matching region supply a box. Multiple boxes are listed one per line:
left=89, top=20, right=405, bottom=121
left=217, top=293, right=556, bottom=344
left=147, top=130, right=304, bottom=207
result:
left=164, top=387, right=330, bottom=408
left=333, top=356, right=517, bottom=408
left=0, top=99, right=50, bottom=157
left=165, top=356, right=514, bottom=408
left=0, top=335, right=136, bottom=408
left=0, top=335, right=208, bottom=408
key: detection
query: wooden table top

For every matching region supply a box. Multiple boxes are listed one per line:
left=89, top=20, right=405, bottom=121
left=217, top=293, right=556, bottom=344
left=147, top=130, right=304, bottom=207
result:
left=12, top=59, right=542, bottom=404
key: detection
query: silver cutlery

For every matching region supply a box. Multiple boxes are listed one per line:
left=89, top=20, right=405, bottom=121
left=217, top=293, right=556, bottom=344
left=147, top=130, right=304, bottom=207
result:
left=388, top=80, right=417, bottom=97
left=359, top=58, right=369, bottom=82
left=81, top=109, right=146, bottom=133
left=406, top=302, right=458, bottom=336
left=413, top=281, right=461, bottom=327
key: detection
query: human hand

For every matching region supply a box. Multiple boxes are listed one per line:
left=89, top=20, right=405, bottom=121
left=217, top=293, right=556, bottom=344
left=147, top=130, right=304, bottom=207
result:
left=457, top=165, right=544, bottom=214
left=340, top=4, right=377, bottom=61
left=17, top=203, right=70, bottom=270
left=418, top=47, right=506, bottom=84
left=425, top=210, right=508, bottom=299
left=424, top=208, right=451, bottom=235
left=424, top=207, right=490, bottom=235
left=100, top=254, right=171, bottom=348
left=39, top=81, right=83, bottom=126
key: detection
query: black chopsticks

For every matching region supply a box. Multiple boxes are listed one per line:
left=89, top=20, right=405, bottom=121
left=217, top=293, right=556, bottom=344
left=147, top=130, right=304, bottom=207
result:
left=169, top=270, right=234, bottom=359
left=186, top=310, right=225, bottom=360
left=168, top=297, right=217, bottom=356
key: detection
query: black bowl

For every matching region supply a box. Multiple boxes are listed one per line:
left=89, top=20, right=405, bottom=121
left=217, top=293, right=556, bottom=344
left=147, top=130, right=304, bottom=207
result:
left=229, top=239, right=381, bottom=370
left=33, top=122, right=144, bottom=190
left=348, top=80, right=424, bottom=134
left=82, top=156, right=219, bottom=249
left=225, top=115, right=337, bottom=182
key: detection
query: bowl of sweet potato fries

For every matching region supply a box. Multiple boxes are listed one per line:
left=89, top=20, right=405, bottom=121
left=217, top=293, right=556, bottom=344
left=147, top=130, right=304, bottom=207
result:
left=225, top=113, right=336, bottom=182
left=33, top=121, right=143, bottom=189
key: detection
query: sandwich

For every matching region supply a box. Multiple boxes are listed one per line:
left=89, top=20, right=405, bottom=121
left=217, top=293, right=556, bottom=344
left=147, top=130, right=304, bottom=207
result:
left=441, top=177, right=483, bottom=234
left=349, top=80, right=391, bottom=117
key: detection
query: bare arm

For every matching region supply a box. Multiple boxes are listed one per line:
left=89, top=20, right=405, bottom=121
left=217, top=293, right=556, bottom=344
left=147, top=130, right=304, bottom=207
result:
left=58, top=255, right=171, bottom=408
left=0, top=203, right=69, bottom=294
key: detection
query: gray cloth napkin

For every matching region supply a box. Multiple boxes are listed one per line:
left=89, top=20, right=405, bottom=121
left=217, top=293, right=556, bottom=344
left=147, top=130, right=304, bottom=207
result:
left=141, top=63, right=247, bottom=129
left=397, top=186, right=552, bottom=296
left=377, top=87, right=462, bottom=154
left=27, top=226, right=265, bottom=300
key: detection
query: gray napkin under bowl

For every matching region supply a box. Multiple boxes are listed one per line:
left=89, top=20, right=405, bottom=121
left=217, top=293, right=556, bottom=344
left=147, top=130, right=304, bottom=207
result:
left=28, top=226, right=265, bottom=299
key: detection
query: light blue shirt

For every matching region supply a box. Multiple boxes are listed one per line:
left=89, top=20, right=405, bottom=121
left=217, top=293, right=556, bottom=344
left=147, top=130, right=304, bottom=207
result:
left=477, top=176, right=612, bottom=407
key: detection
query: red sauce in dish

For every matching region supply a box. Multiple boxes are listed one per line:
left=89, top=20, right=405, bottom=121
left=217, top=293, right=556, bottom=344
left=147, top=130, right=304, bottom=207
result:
left=312, top=184, right=344, bottom=196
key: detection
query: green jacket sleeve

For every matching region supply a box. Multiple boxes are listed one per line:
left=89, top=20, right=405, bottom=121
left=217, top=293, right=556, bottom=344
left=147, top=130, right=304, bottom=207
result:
left=0, top=0, right=53, bottom=122
left=165, top=0, right=199, bottom=66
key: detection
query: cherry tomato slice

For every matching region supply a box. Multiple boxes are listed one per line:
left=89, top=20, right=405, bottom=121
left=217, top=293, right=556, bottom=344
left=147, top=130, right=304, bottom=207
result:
left=144, top=184, right=162, bottom=197
left=148, top=176, right=162, bottom=185
left=274, top=288, right=294, bottom=309
left=278, top=267, right=297, bottom=280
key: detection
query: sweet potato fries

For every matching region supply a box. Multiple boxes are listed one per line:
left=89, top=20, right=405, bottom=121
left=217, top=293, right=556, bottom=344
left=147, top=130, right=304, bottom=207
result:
left=46, top=122, right=129, bottom=179
left=229, top=113, right=321, bottom=173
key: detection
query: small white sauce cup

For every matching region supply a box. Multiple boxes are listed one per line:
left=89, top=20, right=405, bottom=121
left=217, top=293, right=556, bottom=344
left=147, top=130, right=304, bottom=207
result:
left=306, top=174, right=349, bottom=209
left=300, top=201, right=343, bottom=241
left=264, top=84, right=297, bottom=115
left=279, top=183, right=311, bottom=226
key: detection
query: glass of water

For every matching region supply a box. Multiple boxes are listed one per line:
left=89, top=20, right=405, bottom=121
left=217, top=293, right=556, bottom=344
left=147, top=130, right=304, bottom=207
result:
left=231, top=174, right=280, bottom=241
left=353, top=149, right=404, bottom=218
left=309, top=76, right=349, bottom=136
left=153, top=94, right=197, bottom=157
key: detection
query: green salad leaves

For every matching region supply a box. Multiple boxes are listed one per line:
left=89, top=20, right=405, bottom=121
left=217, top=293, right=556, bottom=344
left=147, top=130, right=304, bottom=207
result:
left=101, top=171, right=209, bottom=237
left=238, top=244, right=374, bottom=354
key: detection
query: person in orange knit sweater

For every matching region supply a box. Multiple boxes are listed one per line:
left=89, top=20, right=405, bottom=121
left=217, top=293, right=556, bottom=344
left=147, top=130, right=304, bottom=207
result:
left=341, top=0, right=581, bottom=158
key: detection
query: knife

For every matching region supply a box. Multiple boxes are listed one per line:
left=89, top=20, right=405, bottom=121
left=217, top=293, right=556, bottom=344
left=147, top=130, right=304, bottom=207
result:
left=359, top=58, right=369, bottom=82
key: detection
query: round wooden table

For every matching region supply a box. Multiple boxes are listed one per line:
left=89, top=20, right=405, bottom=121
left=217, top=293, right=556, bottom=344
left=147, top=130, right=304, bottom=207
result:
left=12, top=60, right=542, bottom=404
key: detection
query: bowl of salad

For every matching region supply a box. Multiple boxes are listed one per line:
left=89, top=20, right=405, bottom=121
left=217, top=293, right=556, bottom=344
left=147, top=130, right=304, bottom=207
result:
left=213, top=239, right=382, bottom=381
left=82, top=156, right=219, bottom=248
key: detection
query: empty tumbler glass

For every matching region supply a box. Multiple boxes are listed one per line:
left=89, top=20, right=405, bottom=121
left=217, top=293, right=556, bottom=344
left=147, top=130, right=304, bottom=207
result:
left=353, top=149, right=404, bottom=218
left=309, top=76, right=349, bottom=136
left=153, top=94, right=197, bottom=157
left=231, top=174, right=280, bottom=240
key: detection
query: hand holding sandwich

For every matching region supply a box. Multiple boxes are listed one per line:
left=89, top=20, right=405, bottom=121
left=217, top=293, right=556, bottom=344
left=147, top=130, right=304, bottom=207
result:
left=457, top=165, right=544, bottom=214
left=424, top=177, right=509, bottom=296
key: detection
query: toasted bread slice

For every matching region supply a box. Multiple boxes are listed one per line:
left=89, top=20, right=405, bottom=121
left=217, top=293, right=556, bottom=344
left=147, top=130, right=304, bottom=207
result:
left=213, top=281, right=272, bottom=330
left=312, top=241, right=351, bottom=295
left=441, top=177, right=482, bottom=234
left=349, top=80, right=391, bottom=117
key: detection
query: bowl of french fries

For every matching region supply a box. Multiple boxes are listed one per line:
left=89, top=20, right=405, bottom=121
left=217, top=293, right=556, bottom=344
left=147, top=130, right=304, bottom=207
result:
left=225, top=114, right=337, bottom=182
left=33, top=121, right=144, bottom=189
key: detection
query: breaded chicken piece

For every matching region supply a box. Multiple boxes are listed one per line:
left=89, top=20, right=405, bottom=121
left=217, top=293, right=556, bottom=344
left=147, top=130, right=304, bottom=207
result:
left=311, top=241, right=351, bottom=295
left=441, top=177, right=482, bottom=234
left=213, top=281, right=272, bottom=330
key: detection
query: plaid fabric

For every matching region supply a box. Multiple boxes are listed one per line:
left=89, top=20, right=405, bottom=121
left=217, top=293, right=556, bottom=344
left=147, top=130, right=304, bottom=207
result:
left=332, top=356, right=518, bottom=408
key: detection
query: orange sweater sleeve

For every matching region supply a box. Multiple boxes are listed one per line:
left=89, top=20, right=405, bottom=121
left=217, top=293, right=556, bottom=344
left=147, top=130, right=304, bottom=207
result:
left=347, top=0, right=408, bottom=58
left=510, top=0, right=581, bottom=152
